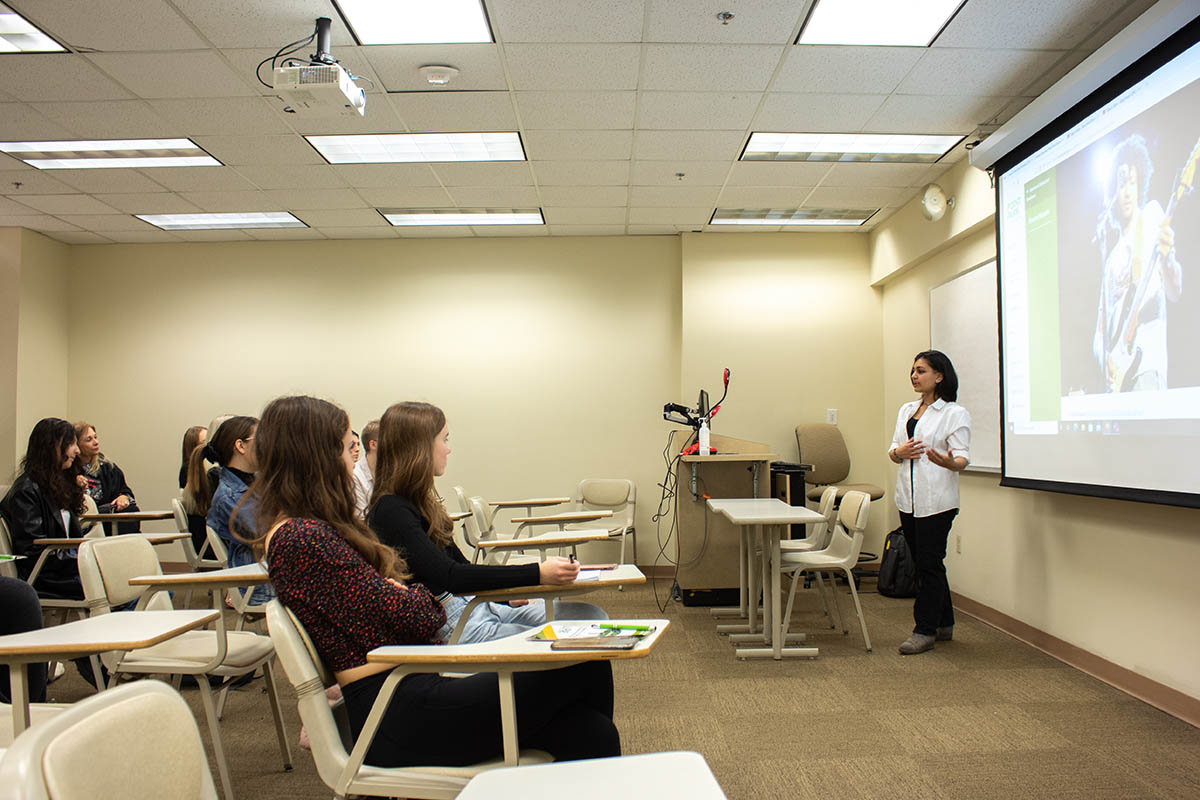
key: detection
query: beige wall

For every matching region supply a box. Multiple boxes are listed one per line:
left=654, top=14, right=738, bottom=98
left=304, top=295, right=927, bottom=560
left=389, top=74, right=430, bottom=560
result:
left=1, top=229, right=19, bottom=475
left=872, top=166, right=1200, bottom=700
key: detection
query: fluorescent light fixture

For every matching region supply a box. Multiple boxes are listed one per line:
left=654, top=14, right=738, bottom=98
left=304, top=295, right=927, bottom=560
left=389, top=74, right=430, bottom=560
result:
left=0, top=2, right=65, bottom=52
left=797, top=0, right=965, bottom=46
left=0, top=138, right=221, bottom=169
left=742, top=132, right=963, bottom=163
left=136, top=212, right=306, bottom=230
left=306, top=132, right=525, bottom=164
left=337, top=0, right=493, bottom=44
left=710, top=208, right=877, bottom=226
left=380, top=208, right=544, bottom=226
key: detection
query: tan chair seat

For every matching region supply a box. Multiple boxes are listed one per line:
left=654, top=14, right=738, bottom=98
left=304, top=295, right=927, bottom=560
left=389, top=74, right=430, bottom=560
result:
left=806, top=483, right=883, bottom=502
left=121, top=630, right=275, bottom=670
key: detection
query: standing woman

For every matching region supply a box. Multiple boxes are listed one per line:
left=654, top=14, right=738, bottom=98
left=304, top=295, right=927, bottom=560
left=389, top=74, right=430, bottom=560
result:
left=368, top=401, right=605, bottom=645
left=888, top=350, right=971, bottom=655
left=0, top=418, right=86, bottom=598
left=74, top=422, right=140, bottom=534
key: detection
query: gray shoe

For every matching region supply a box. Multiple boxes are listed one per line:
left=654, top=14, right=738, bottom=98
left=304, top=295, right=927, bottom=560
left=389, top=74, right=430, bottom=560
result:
left=936, top=626, right=953, bottom=641
left=898, top=633, right=936, bottom=655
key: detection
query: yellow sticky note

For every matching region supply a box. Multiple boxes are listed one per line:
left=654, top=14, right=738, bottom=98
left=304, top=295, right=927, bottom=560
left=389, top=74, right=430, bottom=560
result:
left=541, top=625, right=557, bottom=640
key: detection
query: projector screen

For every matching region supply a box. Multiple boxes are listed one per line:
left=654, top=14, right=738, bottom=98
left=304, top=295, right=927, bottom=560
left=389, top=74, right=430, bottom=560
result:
left=995, top=15, right=1200, bottom=506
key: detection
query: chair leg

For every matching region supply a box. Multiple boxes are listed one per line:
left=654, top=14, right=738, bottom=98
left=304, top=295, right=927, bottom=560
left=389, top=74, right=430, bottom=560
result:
left=617, top=534, right=626, bottom=591
left=196, top=677, right=236, bottom=800
left=814, top=573, right=836, bottom=629
left=841, top=566, right=872, bottom=652
left=825, top=572, right=847, bottom=634
left=781, top=568, right=801, bottom=637
left=262, top=659, right=293, bottom=771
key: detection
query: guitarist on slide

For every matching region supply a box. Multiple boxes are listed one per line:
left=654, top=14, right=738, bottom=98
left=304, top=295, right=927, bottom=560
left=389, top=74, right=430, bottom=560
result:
left=1092, top=133, right=1184, bottom=392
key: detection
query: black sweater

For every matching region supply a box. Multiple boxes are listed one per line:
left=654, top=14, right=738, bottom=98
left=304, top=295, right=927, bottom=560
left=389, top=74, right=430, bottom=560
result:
left=368, top=494, right=540, bottom=596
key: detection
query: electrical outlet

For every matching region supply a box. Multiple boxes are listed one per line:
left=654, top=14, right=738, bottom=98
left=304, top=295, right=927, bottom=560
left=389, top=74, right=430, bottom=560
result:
left=956, top=535, right=962, bottom=554
left=826, top=408, right=838, bottom=425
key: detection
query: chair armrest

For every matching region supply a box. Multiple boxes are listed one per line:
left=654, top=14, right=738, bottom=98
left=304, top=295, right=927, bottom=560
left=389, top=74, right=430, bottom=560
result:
left=476, top=530, right=611, bottom=550
left=510, top=511, right=613, bottom=525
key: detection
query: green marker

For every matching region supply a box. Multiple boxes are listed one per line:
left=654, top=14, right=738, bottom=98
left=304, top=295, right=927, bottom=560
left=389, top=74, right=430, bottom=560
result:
left=596, top=623, right=651, bottom=632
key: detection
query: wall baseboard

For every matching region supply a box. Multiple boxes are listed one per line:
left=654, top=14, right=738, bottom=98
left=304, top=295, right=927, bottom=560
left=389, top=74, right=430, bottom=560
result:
left=951, top=591, right=1199, bottom=729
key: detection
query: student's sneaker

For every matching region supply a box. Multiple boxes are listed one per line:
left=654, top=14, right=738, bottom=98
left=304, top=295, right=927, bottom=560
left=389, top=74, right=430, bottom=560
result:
left=898, top=633, right=936, bottom=655
left=936, top=626, right=954, bottom=641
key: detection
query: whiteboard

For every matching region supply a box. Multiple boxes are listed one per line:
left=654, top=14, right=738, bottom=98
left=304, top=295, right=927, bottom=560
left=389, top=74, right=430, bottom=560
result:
left=930, top=260, right=1000, bottom=472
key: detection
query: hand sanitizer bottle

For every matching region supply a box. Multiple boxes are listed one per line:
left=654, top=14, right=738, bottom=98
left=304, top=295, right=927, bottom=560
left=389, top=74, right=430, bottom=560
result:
left=698, top=419, right=710, bottom=456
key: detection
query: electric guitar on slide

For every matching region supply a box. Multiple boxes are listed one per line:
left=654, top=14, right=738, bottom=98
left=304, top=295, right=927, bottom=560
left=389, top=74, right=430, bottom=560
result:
left=1106, top=137, right=1199, bottom=393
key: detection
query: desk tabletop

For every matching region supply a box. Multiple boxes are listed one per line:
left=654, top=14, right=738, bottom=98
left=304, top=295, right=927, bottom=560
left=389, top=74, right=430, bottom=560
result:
left=457, top=751, right=726, bottom=799
left=81, top=510, right=175, bottom=522
left=449, top=511, right=471, bottom=522
left=477, top=529, right=612, bottom=550
left=511, top=510, right=613, bottom=524
left=368, top=618, right=669, bottom=666
left=0, top=610, right=218, bottom=660
left=128, top=563, right=268, bottom=588
left=707, top=497, right=824, bottom=525
left=466, top=565, right=644, bottom=600
left=32, top=531, right=190, bottom=547
left=681, top=453, right=776, bottom=463
left=489, top=497, right=570, bottom=508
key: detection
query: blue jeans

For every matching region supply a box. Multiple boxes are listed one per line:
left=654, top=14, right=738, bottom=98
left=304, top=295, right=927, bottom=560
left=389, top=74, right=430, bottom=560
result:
left=439, top=596, right=608, bottom=644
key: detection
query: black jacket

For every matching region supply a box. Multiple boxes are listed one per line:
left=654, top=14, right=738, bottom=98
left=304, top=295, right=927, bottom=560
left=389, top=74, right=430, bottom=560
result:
left=0, top=475, right=84, bottom=599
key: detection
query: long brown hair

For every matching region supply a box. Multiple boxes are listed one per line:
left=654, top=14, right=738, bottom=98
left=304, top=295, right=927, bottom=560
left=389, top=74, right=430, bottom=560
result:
left=372, top=401, right=453, bottom=547
left=247, top=395, right=407, bottom=580
left=181, top=425, right=205, bottom=472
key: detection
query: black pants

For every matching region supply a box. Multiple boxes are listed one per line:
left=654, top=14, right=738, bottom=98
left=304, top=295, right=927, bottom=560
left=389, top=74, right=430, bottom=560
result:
left=343, top=660, right=619, bottom=767
left=899, top=509, right=957, bottom=636
left=0, top=577, right=47, bottom=704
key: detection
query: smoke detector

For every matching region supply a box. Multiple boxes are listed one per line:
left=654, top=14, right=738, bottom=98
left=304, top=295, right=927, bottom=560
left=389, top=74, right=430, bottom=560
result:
left=419, top=64, right=459, bottom=86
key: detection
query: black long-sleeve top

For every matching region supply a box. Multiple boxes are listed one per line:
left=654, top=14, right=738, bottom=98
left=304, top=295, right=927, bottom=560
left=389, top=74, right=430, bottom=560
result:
left=368, top=494, right=540, bottom=596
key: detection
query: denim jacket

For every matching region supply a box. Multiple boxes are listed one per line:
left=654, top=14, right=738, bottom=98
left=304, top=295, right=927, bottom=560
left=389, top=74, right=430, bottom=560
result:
left=206, top=467, right=257, bottom=548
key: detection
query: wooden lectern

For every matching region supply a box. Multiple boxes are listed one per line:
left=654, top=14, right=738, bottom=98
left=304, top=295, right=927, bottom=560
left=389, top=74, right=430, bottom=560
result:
left=675, top=432, right=775, bottom=605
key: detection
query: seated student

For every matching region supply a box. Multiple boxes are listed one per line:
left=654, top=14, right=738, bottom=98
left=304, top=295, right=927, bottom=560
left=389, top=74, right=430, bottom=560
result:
left=178, top=425, right=207, bottom=491
left=0, top=418, right=86, bottom=599
left=352, top=419, right=379, bottom=519
left=367, top=401, right=606, bottom=645
left=252, top=395, right=619, bottom=767
left=178, top=424, right=209, bottom=553
left=74, top=421, right=140, bottom=534
left=204, top=415, right=273, bottom=604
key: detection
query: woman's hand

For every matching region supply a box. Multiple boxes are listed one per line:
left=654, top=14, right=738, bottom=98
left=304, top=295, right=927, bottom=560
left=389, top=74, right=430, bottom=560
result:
left=112, top=495, right=131, bottom=511
left=75, top=475, right=88, bottom=488
left=538, top=556, right=580, bottom=585
left=893, top=438, right=926, bottom=460
left=384, top=577, right=409, bottom=592
left=507, top=599, right=530, bottom=607
left=926, top=448, right=967, bottom=472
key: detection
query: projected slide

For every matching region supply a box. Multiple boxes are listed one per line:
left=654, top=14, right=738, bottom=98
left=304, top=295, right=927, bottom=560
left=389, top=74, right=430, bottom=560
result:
left=997, top=30, right=1200, bottom=502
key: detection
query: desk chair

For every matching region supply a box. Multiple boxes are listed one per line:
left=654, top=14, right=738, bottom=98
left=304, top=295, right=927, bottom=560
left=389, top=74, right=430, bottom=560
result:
left=0, top=518, right=97, bottom=626
left=173, top=498, right=223, bottom=571
left=794, top=424, right=885, bottom=504
left=265, top=601, right=552, bottom=800
left=569, top=479, right=637, bottom=567
left=77, top=536, right=291, bottom=800
left=0, top=681, right=219, bottom=800
left=468, top=498, right=609, bottom=566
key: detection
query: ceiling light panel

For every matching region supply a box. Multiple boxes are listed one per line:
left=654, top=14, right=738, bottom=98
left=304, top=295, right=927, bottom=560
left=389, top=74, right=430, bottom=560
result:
left=0, top=2, right=65, bottom=52
left=711, top=208, right=877, bottom=226
left=0, top=138, right=221, bottom=169
left=380, top=208, right=544, bottom=226
left=136, top=212, right=306, bottom=230
left=742, top=132, right=962, bottom=163
left=797, top=0, right=965, bottom=47
left=337, top=0, right=493, bottom=44
left=306, top=132, right=525, bottom=164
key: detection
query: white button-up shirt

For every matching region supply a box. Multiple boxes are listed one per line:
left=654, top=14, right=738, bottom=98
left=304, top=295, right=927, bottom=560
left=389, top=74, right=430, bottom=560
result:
left=352, top=456, right=374, bottom=519
left=890, top=397, right=971, bottom=517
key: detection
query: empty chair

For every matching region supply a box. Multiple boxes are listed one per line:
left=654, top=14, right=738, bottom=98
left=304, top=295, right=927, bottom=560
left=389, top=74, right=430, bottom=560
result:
left=468, top=497, right=607, bottom=565
left=794, top=424, right=884, bottom=504
left=571, top=479, right=637, bottom=566
left=780, top=486, right=838, bottom=554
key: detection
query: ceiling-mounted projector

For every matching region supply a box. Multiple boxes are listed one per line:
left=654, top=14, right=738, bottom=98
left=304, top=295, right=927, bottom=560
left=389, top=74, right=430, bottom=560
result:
left=273, top=62, right=365, bottom=117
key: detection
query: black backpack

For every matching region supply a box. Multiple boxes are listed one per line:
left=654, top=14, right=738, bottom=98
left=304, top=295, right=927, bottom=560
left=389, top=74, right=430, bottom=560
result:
left=877, top=528, right=917, bottom=598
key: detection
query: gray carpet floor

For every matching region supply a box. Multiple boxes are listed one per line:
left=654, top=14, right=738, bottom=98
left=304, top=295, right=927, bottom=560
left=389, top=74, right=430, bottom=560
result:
left=39, top=579, right=1200, bottom=799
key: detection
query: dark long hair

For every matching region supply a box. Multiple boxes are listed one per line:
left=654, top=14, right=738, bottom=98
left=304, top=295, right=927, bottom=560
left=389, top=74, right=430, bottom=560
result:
left=373, top=401, right=453, bottom=547
left=19, top=418, right=84, bottom=514
left=914, top=349, right=959, bottom=402
left=181, top=426, right=205, bottom=474
left=202, top=416, right=257, bottom=467
left=247, top=396, right=407, bottom=580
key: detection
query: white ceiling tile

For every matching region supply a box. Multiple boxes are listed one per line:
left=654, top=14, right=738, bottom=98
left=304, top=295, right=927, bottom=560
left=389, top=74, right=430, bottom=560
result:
left=334, top=164, right=443, bottom=188
left=754, top=93, right=888, bottom=132
left=264, top=189, right=369, bottom=210
left=898, top=48, right=1065, bottom=97
left=55, top=214, right=154, bottom=231
left=245, top=227, right=327, bottom=240
left=726, top=161, right=831, bottom=186
left=28, top=169, right=166, bottom=195
left=104, top=230, right=183, bottom=242
left=628, top=225, right=681, bottom=234
left=87, top=51, right=256, bottom=99
left=0, top=55, right=132, bottom=102
left=538, top=185, right=628, bottom=207
left=805, top=186, right=906, bottom=207
left=393, top=226, right=473, bottom=238
left=504, top=44, right=641, bottom=90
left=191, top=135, right=323, bottom=166
left=0, top=171, right=79, bottom=195
left=31, top=100, right=179, bottom=138
left=365, top=45, right=506, bottom=92
left=631, top=160, right=729, bottom=185
left=820, top=163, right=940, bottom=188
left=634, top=130, right=746, bottom=160
left=542, top=207, right=627, bottom=225
left=172, top=229, right=254, bottom=241
left=716, top=187, right=814, bottom=206
left=515, top=92, right=636, bottom=129
left=234, top=164, right=349, bottom=190
left=294, top=208, right=388, bottom=227
left=147, top=97, right=293, bottom=135
left=0, top=214, right=81, bottom=231
left=96, top=193, right=202, bottom=213
left=432, top=162, right=534, bottom=187
left=48, top=231, right=113, bottom=244
left=1021, top=50, right=1091, bottom=98
left=637, top=92, right=760, bottom=130
left=446, top=186, right=541, bottom=206
left=19, top=0, right=206, bottom=51
left=139, top=167, right=258, bottom=193
left=630, top=185, right=720, bottom=205
left=320, top=226, right=400, bottom=239
left=0, top=103, right=74, bottom=140
left=473, top=226, right=548, bottom=237
left=170, top=0, right=356, bottom=49
left=774, top=46, right=924, bottom=95
left=548, top=225, right=627, bottom=236
left=178, top=191, right=283, bottom=212
left=356, top=186, right=454, bottom=206
left=389, top=91, right=518, bottom=132
left=641, top=45, right=783, bottom=91
left=704, top=224, right=782, bottom=232
left=628, top=207, right=712, bottom=225
left=1077, top=0, right=1157, bottom=52
left=0, top=153, right=32, bottom=170
left=0, top=196, right=35, bottom=214
left=936, top=0, right=1138, bottom=50
left=864, top=94, right=1008, bottom=134
left=646, top=0, right=805, bottom=44
left=489, top=0, right=645, bottom=43
left=533, top=160, right=630, bottom=186
left=522, top=130, right=632, bottom=161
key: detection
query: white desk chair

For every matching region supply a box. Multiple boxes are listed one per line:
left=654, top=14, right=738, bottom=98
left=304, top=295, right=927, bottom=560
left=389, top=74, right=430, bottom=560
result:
left=779, top=489, right=873, bottom=652
left=570, top=479, right=637, bottom=568
left=468, top=497, right=609, bottom=565
left=0, top=681, right=219, bottom=800
left=780, top=486, right=837, bottom=554
left=173, top=498, right=223, bottom=571
left=265, top=601, right=552, bottom=800
left=77, top=536, right=291, bottom=800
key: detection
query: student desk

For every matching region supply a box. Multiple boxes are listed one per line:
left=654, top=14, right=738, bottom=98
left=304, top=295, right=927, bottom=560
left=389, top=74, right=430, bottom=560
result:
left=0, top=609, right=218, bottom=738
left=457, top=750, right=727, bottom=799
left=128, top=563, right=269, bottom=611
left=27, top=531, right=191, bottom=586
